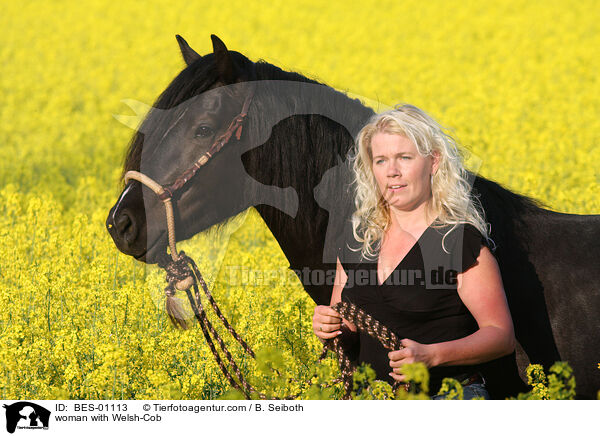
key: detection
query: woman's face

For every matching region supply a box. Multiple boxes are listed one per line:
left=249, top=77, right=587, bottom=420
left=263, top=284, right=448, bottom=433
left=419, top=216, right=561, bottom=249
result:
left=370, top=132, right=439, bottom=213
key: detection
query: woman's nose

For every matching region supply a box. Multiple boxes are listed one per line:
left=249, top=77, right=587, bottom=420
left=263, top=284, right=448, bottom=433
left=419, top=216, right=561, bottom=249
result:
left=387, top=163, right=401, bottom=177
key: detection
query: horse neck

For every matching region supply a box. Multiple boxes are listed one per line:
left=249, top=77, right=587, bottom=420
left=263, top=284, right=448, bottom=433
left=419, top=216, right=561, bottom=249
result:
left=245, top=129, right=352, bottom=269
left=241, top=84, right=372, bottom=269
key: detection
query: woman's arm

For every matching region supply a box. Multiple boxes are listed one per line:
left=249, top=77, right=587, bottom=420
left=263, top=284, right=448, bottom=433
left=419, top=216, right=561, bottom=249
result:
left=313, top=257, right=358, bottom=345
left=330, top=257, right=357, bottom=332
left=428, top=245, right=516, bottom=367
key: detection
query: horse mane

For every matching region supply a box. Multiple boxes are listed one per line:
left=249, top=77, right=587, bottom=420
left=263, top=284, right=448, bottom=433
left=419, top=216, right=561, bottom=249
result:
left=240, top=60, right=374, bottom=237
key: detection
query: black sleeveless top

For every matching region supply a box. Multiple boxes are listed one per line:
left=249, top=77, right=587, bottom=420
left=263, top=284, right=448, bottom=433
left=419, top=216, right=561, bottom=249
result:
left=337, top=220, right=490, bottom=393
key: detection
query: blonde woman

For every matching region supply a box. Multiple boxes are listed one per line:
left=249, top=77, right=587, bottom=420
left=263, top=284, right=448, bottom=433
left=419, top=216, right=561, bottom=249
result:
left=312, top=104, right=516, bottom=399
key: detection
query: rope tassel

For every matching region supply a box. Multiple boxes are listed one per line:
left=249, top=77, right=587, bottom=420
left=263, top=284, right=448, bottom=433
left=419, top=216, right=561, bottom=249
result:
left=158, top=251, right=196, bottom=330
left=165, top=287, right=189, bottom=330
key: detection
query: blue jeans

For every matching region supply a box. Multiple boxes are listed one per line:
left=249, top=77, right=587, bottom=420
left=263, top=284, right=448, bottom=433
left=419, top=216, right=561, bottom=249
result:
left=430, top=382, right=490, bottom=400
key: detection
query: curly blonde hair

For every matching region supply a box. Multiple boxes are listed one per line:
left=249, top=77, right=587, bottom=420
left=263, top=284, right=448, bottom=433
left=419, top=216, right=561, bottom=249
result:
left=348, top=104, right=494, bottom=260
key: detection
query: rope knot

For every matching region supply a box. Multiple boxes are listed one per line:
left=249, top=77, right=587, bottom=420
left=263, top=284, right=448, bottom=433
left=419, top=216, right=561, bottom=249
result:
left=156, top=251, right=195, bottom=330
left=158, top=251, right=195, bottom=291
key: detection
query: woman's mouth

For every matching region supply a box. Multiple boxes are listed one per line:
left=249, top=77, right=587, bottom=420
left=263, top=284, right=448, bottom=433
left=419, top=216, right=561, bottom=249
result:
left=388, top=184, right=407, bottom=192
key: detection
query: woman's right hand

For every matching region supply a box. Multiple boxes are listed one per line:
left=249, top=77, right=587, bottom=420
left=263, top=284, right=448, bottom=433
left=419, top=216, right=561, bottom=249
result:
left=312, top=305, right=343, bottom=343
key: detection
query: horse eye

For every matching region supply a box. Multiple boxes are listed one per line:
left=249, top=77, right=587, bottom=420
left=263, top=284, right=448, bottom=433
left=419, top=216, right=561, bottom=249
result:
left=194, top=125, right=213, bottom=138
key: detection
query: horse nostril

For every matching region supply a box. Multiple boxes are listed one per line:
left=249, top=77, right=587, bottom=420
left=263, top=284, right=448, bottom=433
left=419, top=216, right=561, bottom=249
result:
left=116, top=213, right=131, bottom=233
left=116, top=211, right=138, bottom=244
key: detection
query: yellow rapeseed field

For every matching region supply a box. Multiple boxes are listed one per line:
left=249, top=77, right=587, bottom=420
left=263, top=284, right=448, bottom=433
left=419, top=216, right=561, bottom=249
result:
left=1, top=0, right=598, bottom=399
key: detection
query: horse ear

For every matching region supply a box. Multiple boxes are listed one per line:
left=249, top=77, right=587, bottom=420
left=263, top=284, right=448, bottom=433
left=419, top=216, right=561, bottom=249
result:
left=176, top=34, right=201, bottom=66
left=210, top=34, right=235, bottom=84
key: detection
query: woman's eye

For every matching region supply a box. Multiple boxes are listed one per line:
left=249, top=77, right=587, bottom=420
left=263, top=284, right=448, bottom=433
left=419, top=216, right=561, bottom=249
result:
left=402, top=156, right=411, bottom=160
left=194, top=126, right=213, bottom=138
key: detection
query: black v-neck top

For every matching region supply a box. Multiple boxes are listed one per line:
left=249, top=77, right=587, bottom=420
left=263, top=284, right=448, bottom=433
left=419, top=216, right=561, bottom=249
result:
left=337, top=219, right=491, bottom=393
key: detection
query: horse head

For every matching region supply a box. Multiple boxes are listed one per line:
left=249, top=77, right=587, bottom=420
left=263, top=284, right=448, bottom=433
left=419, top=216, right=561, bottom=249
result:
left=106, top=35, right=302, bottom=264
left=107, top=34, right=371, bottom=271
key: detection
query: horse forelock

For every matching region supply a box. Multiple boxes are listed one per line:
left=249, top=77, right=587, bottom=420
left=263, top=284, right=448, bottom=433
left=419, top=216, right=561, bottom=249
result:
left=121, top=57, right=225, bottom=184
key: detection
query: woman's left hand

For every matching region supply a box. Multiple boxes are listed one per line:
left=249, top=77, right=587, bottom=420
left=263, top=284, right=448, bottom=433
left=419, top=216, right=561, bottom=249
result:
left=388, top=338, right=435, bottom=382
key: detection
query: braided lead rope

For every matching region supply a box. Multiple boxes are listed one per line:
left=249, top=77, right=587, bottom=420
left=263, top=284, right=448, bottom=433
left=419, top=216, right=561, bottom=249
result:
left=190, top=281, right=272, bottom=399
left=183, top=285, right=251, bottom=399
left=331, top=301, right=409, bottom=399
left=184, top=284, right=258, bottom=399
left=183, top=255, right=343, bottom=400
left=185, top=253, right=335, bottom=392
left=186, top=255, right=256, bottom=358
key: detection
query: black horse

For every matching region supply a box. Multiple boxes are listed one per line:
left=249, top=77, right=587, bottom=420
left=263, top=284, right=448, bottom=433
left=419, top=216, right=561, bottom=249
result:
left=106, top=34, right=600, bottom=399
